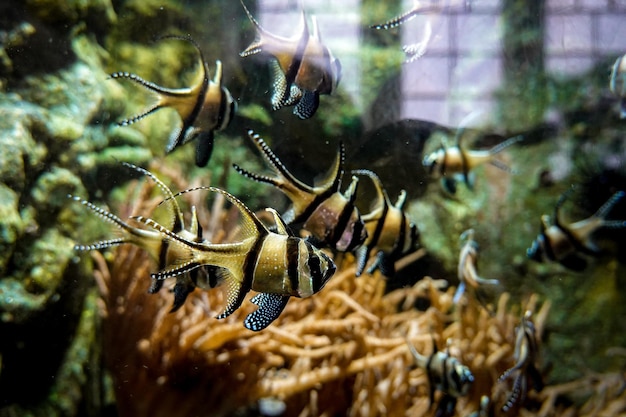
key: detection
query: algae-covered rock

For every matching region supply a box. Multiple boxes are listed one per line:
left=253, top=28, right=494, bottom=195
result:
left=0, top=185, right=25, bottom=277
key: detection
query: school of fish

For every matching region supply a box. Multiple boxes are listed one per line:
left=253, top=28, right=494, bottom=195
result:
left=68, top=1, right=626, bottom=415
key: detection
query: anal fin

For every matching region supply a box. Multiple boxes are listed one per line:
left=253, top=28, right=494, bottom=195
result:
left=293, top=90, right=319, bottom=119
left=244, top=293, right=290, bottom=331
left=216, top=270, right=249, bottom=319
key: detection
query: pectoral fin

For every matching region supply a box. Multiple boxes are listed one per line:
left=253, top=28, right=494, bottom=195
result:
left=244, top=293, right=290, bottom=331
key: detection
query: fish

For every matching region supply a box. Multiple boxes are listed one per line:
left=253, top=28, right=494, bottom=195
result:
left=233, top=130, right=367, bottom=253
left=239, top=0, right=341, bottom=119
left=422, top=126, right=523, bottom=193
left=70, top=162, right=218, bottom=311
left=351, top=169, right=420, bottom=277
left=610, top=54, right=626, bottom=118
left=406, top=337, right=474, bottom=414
left=110, top=36, right=236, bottom=167
left=132, top=186, right=337, bottom=331
left=453, top=229, right=499, bottom=304
left=497, top=311, right=543, bottom=413
left=527, top=189, right=626, bottom=271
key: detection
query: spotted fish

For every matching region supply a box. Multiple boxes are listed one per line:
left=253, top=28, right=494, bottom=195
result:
left=233, top=130, right=366, bottom=253
left=422, top=127, right=523, bottom=193
left=527, top=189, right=626, bottom=271
left=111, top=36, right=236, bottom=167
left=497, top=311, right=543, bottom=413
left=133, top=186, right=336, bottom=331
left=239, top=0, right=341, bottom=119
left=454, top=228, right=499, bottom=304
left=70, top=162, right=216, bottom=311
left=406, top=337, right=474, bottom=415
left=352, top=169, right=420, bottom=277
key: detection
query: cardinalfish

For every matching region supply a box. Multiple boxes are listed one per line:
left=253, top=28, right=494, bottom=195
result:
left=233, top=130, right=367, bottom=253
left=527, top=189, right=626, bottom=271
left=406, top=337, right=474, bottom=416
left=110, top=36, right=236, bottom=167
left=422, top=126, right=523, bottom=194
left=497, top=311, right=543, bottom=413
left=610, top=54, right=626, bottom=118
left=239, top=0, right=341, bottom=119
left=70, top=163, right=216, bottom=312
left=134, top=186, right=336, bottom=331
left=351, top=169, right=420, bottom=277
left=454, top=229, right=499, bottom=304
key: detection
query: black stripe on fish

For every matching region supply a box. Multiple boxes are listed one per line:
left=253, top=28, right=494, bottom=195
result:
left=286, top=237, right=301, bottom=294
left=389, top=211, right=407, bottom=260
left=279, top=26, right=308, bottom=108
left=367, top=193, right=390, bottom=254
left=425, top=351, right=437, bottom=405
left=306, top=241, right=324, bottom=294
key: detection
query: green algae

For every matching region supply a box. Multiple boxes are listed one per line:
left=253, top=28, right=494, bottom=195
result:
left=0, top=185, right=24, bottom=277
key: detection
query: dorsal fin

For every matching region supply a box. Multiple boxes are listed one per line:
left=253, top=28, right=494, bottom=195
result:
left=553, top=187, right=575, bottom=229
left=394, top=189, right=407, bottom=210
left=594, top=190, right=625, bottom=219
left=352, top=169, right=386, bottom=211
left=239, top=0, right=308, bottom=57
left=188, top=206, right=203, bottom=241
left=266, top=208, right=294, bottom=236
left=319, top=141, right=345, bottom=192
left=122, top=162, right=185, bottom=233
left=343, top=175, right=359, bottom=206
left=168, top=186, right=269, bottom=239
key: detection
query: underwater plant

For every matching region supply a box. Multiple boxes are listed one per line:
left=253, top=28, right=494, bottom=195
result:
left=79, top=169, right=626, bottom=417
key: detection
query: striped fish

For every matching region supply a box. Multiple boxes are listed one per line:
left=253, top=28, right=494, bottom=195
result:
left=352, top=169, right=420, bottom=277
left=239, top=0, right=341, bottom=119
left=527, top=189, right=626, bottom=271
left=70, top=163, right=217, bottom=311
left=133, top=186, right=336, bottom=331
left=454, top=228, right=499, bottom=304
left=233, top=130, right=367, bottom=253
left=422, top=127, right=522, bottom=194
left=110, top=36, right=236, bottom=167
left=406, top=337, right=474, bottom=413
left=497, top=311, right=543, bottom=413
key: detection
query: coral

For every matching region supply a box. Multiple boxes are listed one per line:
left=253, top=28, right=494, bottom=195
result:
left=85, top=175, right=561, bottom=417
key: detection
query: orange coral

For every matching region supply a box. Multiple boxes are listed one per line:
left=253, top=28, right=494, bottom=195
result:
left=89, top=170, right=624, bottom=417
